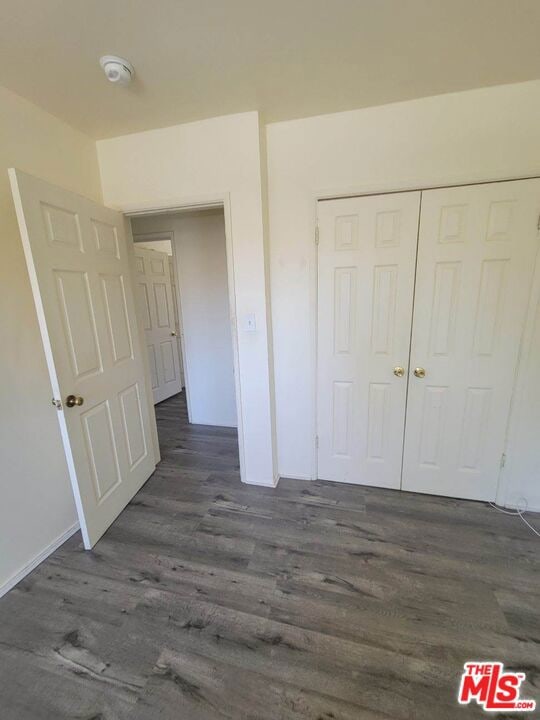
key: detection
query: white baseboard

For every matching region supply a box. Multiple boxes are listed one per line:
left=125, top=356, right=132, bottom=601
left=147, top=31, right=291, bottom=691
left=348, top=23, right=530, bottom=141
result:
left=502, top=501, right=540, bottom=514
left=278, top=473, right=315, bottom=482
left=242, top=473, right=280, bottom=488
left=247, top=474, right=316, bottom=487
left=0, top=522, right=80, bottom=599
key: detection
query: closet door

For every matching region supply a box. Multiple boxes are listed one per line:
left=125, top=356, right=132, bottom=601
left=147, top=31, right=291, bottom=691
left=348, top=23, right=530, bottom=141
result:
left=402, top=179, right=540, bottom=501
left=317, top=192, right=420, bottom=487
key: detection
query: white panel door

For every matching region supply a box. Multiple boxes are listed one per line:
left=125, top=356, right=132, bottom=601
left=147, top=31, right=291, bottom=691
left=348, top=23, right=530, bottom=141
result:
left=402, top=179, right=540, bottom=501
left=134, top=247, right=183, bottom=404
left=9, top=169, right=156, bottom=548
left=317, top=192, right=421, bottom=487
left=169, top=256, right=185, bottom=389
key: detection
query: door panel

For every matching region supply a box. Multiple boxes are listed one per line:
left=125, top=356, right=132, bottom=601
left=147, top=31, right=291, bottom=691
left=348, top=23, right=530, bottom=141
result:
left=168, top=256, right=185, bottom=388
left=148, top=344, right=159, bottom=389
left=402, top=179, right=540, bottom=501
left=119, top=383, right=148, bottom=469
left=317, top=192, right=421, bottom=487
left=54, top=269, right=102, bottom=377
left=139, top=283, right=152, bottom=329
left=160, top=340, right=176, bottom=383
left=134, top=246, right=183, bottom=403
left=9, top=169, right=156, bottom=548
left=92, top=219, right=120, bottom=257
left=101, top=274, right=133, bottom=364
left=154, top=283, right=170, bottom=327
left=82, top=400, right=121, bottom=500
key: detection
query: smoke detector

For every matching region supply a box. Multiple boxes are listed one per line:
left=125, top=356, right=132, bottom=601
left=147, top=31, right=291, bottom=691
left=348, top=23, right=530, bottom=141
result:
left=99, top=55, right=134, bottom=86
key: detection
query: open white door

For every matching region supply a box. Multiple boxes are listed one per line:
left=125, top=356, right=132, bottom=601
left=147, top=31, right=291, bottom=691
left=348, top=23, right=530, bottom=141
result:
left=134, top=246, right=183, bottom=403
left=9, top=169, right=156, bottom=548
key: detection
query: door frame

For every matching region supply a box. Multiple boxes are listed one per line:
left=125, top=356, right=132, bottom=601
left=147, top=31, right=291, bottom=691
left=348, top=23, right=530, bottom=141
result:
left=122, top=192, right=247, bottom=486
left=311, top=173, right=540, bottom=499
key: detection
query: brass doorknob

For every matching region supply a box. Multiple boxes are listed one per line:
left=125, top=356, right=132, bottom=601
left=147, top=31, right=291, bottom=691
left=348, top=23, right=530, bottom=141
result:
left=413, top=367, right=426, bottom=378
left=393, top=366, right=405, bottom=377
left=65, top=394, right=84, bottom=408
left=171, top=331, right=177, bottom=336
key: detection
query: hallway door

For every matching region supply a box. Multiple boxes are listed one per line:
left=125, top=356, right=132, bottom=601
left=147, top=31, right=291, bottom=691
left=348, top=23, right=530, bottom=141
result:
left=134, top=246, right=183, bottom=404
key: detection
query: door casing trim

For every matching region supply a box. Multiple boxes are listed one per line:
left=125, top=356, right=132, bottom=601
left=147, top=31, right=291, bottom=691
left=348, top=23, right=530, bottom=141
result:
left=123, top=193, right=247, bottom=488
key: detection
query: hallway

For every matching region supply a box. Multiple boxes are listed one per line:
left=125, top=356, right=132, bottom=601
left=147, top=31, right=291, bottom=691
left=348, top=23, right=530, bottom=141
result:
left=0, top=392, right=538, bottom=719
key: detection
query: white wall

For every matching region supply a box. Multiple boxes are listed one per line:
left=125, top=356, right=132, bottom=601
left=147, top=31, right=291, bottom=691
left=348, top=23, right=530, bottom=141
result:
left=97, top=112, right=277, bottom=486
left=0, top=84, right=102, bottom=594
left=132, top=211, right=237, bottom=427
left=174, top=211, right=237, bottom=427
left=3, top=79, right=539, bottom=586
left=266, top=81, right=540, bottom=503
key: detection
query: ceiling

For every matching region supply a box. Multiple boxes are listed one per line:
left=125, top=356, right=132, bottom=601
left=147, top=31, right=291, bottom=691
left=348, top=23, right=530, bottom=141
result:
left=1, top=0, right=540, bottom=139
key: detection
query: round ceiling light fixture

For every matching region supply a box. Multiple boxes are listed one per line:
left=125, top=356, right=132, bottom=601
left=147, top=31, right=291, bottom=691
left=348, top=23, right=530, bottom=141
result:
left=99, top=55, right=134, bottom=86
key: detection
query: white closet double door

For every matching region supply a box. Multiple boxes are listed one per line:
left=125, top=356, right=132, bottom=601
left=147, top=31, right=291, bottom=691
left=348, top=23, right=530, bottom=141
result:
left=317, top=179, right=540, bottom=501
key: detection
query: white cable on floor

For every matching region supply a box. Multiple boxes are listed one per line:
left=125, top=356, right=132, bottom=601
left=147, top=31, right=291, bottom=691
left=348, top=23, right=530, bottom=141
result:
left=489, top=502, right=540, bottom=538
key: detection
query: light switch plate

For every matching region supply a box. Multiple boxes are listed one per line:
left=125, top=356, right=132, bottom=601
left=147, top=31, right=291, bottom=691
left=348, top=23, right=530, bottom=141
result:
left=242, top=313, right=257, bottom=332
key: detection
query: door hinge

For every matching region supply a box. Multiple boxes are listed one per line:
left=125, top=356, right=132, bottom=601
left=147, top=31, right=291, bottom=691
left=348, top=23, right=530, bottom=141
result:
left=537, top=214, right=540, bottom=231
left=52, top=398, right=62, bottom=410
left=315, top=435, right=319, bottom=449
left=315, top=224, right=319, bottom=245
left=500, top=452, right=506, bottom=469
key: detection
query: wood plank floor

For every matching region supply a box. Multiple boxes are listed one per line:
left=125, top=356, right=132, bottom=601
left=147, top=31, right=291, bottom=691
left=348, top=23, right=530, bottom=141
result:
left=1, top=391, right=538, bottom=719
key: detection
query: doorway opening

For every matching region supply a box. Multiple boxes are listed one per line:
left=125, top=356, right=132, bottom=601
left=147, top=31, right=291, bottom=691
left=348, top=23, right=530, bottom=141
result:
left=130, top=207, right=239, bottom=470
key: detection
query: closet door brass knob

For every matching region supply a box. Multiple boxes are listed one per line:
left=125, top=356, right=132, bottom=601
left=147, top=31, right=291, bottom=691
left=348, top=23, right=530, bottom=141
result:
left=393, top=366, right=405, bottom=377
left=171, top=331, right=177, bottom=336
left=65, top=394, right=84, bottom=408
left=413, top=367, right=426, bottom=379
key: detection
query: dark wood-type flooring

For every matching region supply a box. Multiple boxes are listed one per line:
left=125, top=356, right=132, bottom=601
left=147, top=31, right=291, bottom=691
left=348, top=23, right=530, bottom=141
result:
left=1, top=392, right=539, bottom=719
